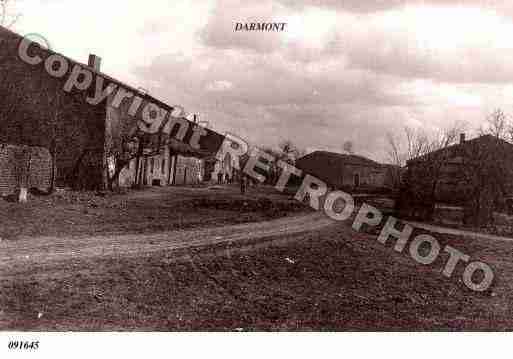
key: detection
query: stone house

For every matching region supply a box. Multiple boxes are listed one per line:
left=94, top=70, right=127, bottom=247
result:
left=0, top=26, right=223, bottom=195
left=295, top=151, right=396, bottom=191
left=0, top=27, right=105, bottom=194
left=398, top=134, right=513, bottom=222
left=117, top=148, right=206, bottom=187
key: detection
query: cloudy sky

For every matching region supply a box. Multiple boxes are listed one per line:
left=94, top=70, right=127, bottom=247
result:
left=11, top=0, right=513, bottom=161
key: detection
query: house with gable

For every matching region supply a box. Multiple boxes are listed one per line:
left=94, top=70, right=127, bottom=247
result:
left=0, top=25, right=223, bottom=197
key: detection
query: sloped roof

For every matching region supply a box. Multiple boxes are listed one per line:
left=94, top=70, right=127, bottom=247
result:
left=0, top=25, right=225, bottom=159
left=408, top=134, right=513, bottom=165
left=0, top=26, right=175, bottom=113
left=295, top=150, right=385, bottom=188
left=298, top=151, right=382, bottom=168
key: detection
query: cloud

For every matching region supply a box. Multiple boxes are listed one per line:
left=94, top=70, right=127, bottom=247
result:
left=132, top=1, right=513, bottom=160
left=18, top=0, right=513, bottom=161
left=278, top=0, right=513, bottom=16
left=199, top=0, right=290, bottom=53
left=325, top=6, right=513, bottom=83
left=206, top=80, right=234, bottom=91
left=134, top=45, right=471, bottom=160
left=278, top=0, right=407, bottom=13
left=135, top=48, right=414, bottom=108
left=200, top=0, right=342, bottom=61
left=199, top=1, right=513, bottom=84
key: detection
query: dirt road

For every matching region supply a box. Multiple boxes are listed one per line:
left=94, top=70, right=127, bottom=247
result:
left=406, top=220, right=513, bottom=241
left=3, top=187, right=511, bottom=330
left=2, top=206, right=512, bottom=330
left=0, top=212, right=334, bottom=278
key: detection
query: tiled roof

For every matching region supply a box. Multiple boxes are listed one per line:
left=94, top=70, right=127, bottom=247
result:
left=298, top=151, right=382, bottom=167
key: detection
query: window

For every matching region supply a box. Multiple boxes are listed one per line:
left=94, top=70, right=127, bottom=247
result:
left=150, top=158, right=154, bottom=173
left=162, top=159, right=166, bottom=174
left=354, top=173, right=360, bottom=187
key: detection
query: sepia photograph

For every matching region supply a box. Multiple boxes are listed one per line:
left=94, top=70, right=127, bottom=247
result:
left=1, top=0, right=513, bottom=356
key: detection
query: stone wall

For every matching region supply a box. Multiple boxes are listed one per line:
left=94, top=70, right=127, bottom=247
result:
left=0, top=27, right=106, bottom=190
left=0, top=144, right=52, bottom=195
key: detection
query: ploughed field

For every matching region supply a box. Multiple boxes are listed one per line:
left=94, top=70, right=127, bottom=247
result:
left=1, top=185, right=512, bottom=330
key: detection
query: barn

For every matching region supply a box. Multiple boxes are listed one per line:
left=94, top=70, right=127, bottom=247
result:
left=0, top=26, right=106, bottom=194
left=0, top=25, right=224, bottom=197
left=398, top=134, right=513, bottom=224
left=296, top=151, right=396, bottom=191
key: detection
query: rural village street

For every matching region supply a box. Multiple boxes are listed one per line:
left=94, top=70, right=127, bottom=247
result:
left=0, top=212, right=334, bottom=279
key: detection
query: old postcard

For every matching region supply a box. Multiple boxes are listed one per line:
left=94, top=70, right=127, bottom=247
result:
left=0, top=0, right=512, bottom=357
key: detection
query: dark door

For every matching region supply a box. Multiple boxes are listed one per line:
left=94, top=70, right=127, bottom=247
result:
left=354, top=173, right=360, bottom=187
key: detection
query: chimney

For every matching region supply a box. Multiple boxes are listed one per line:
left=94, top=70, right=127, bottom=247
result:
left=460, top=133, right=466, bottom=144
left=88, top=54, right=102, bottom=71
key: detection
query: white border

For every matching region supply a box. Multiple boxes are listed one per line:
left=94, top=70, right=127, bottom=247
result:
left=0, top=332, right=508, bottom=359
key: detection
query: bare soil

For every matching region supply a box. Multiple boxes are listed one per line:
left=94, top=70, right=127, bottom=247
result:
left=1, top=185, right=512, bottom=331
left=0, top=185, right=306, bottom=240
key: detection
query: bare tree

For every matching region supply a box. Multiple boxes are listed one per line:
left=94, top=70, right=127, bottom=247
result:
left=343, top=140, right=354, bottom=154
left=106, top=110, right=215, bottom=190
left=387, top=125, right=461, bottom=166
left=457, top=109, right=513, bottom=226
left=106, top=119, right=173, bottom=190
left=278, top=139, right=303, bottom=164
left=391, top=124, right=463, bottom=220
left=394, top=113, right=513, bottom=226
left=480, top=108, right=513, bottom=143
left=387, top=127, right=433, bottom=191
left=106, top=131, right=143, bottom=190
left=257, top=141, right=305, bottom=186
left=457, top=135, right=511, bottom=227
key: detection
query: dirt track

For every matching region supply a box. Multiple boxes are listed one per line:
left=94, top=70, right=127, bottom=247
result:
left=2, top=188, right=512, bottom=330
left=0, top=212, right=334, bottom=278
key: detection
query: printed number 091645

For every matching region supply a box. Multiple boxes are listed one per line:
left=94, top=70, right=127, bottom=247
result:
left=8, top=341, right=39, bottom=350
